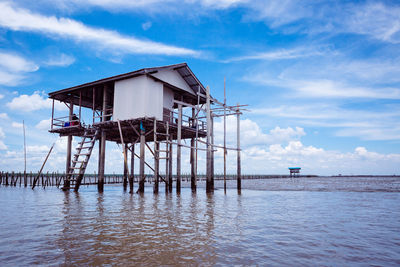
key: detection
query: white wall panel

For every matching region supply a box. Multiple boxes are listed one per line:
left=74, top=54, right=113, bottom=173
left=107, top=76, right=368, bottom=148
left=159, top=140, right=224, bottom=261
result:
left=113, top=75, right=163, bottom=121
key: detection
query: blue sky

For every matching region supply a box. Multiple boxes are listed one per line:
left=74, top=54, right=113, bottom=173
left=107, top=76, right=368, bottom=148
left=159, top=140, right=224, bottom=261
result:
left=1, top=0, right=400, bottom=175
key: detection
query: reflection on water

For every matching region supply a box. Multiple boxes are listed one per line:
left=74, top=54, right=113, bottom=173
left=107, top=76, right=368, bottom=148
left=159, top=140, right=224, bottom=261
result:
left=0, top=178, right=400, bottom=266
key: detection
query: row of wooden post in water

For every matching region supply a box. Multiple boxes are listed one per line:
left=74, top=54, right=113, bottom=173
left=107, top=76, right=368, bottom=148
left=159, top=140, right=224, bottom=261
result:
left=0, top=171, right=305, bottom=190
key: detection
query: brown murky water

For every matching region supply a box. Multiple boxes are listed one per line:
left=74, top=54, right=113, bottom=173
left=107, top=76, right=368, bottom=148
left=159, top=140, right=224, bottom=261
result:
left=0, top=177, right=400, bottom=266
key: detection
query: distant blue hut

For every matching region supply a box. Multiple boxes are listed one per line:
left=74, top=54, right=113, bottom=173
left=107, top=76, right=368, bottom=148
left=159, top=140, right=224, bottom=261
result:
left=289, top=167, right=301, bottom=177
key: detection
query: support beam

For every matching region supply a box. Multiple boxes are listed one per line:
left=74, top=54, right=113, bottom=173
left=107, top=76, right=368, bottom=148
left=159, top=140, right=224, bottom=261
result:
left=130, top=143, right=134, bottom=193
left=65, top=101, right=73, bottom=189
left=98, top=85, right=108, bottom=193
left=153, top=120, right=159, bottom=194
left=176, top=104, right=182, bottom=194
left=206, top=86, right=213, bottom=193
left=190, top=107, right=196, bottom=193
left=138, top=124, right=145, bottom=193
left=237, top=103, right=241, bottom=193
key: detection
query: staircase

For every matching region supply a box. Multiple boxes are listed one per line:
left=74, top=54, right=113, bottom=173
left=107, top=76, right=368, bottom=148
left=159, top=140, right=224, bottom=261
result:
left=62, top=128, right=98, bottom=191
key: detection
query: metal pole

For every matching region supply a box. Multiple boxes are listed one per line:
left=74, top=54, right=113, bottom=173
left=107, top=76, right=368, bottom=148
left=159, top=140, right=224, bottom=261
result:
left=23, top=120, right=26, bottom=175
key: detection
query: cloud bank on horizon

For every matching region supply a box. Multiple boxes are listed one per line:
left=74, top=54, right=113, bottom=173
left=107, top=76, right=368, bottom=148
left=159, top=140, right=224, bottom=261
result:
left=0, top=0, right=400, bottom=175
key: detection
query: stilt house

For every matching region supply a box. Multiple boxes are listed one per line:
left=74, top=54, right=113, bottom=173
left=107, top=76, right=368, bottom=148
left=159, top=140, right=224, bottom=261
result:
left=49, top=63, right=211, bottom=193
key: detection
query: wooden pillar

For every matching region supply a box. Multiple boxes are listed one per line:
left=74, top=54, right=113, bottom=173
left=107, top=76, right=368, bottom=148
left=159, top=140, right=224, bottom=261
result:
left=154, top=120, right=159, bottom=194
left=176, top=104, right=182, bottom=194
left=98, top=86, right=108, bottom=193
left=65, top=101, right=73, bottom=188
left=165, top=122, right=169, bottom=193
left=190, top=107, right=196, bottom=193
left=206, top=86, right=213, bottom=193
left=129, top=143, right=134, bottom=193
left=123, top=144, right=128, bottom=191
left=168, top=140, right=173, bottom=193
left=237, top=103, right=241, bottom=193
left=138, top=126, right=145, bottom=193
left=211, top=113, right=214, bottom=190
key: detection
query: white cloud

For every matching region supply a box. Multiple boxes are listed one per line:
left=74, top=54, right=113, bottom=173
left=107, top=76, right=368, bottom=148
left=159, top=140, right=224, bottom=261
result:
left=0, top=2, right=199, bottom=57
left=43, top=53, right=75, bottom=67
left=6, top=91, right=66, bottom=112
left=0, top=94, right=3, bottom=99
left=225, top=47, right=328, bottom=62
left=0, top=127, right=7, bottom=150
left=35, top=118, right=51, bottom=130
left=141, top=21, right=152, bottom=31
left=0, top=127, right=5, bottom=139
left=11, top=122, right=23, bottom=129
left=0, top=51, right=39, bottom=86
left=253, top=103, right=400, bottom=141
left=213, top=116, right=305, bottom=147
left=344, top=2, right=400, bottom=44
left=0, top=113, right=9, bottom=119
left=7, top=92, right=51, bottom=112
left=0, top=51, right=38, bottom=72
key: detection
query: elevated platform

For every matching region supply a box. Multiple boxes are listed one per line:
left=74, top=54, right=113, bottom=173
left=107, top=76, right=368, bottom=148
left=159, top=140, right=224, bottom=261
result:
left=49, top=117, right=206, bottom=143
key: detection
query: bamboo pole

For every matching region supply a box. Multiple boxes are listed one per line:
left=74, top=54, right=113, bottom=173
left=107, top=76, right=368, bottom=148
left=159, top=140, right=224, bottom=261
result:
left=224, top=77, right=227, bottom=193
left=32, top=142, right=55, bottom=189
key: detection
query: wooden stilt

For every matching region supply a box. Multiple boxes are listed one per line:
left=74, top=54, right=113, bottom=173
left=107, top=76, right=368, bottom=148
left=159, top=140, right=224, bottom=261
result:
left=237, top=103, right=241, bottom=193
left=98, top=85, right=108, bottom=193
left=168, top=139, right=173, bottom=193
left=176, top=104, right=182, bottom=194
left=65, top=101, right=73, bottom=189
left=129, top=143, right=134, bottom=193
left=165, top=122, right=169, bottom=193
left=190, top=107, right=196, bottom=193
left=123, top=144, right=128, bottom=191
left=211, top=113, right=214, bottom=190
left=153, top=120, right=159, bottom=194
left=206, top=86, right=213, bottom=193
left=138, top=124, right=145, bottom=193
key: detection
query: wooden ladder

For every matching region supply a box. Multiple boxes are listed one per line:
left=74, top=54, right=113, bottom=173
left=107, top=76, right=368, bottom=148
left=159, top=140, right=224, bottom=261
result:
left=62, top=128, right=98, bottom=191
